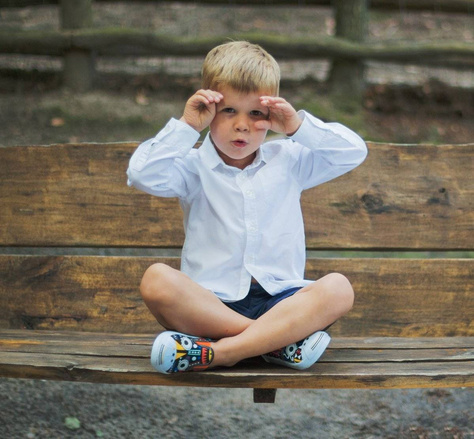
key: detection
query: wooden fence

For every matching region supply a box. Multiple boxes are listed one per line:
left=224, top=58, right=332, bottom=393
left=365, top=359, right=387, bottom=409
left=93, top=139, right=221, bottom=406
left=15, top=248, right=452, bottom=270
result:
left=0, top=0, right=473, bottom=93
left=1, top=0, right=474, bottom=13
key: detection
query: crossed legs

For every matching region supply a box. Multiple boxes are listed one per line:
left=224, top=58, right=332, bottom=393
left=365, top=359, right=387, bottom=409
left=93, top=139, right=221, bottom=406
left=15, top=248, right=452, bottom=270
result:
left=140, top=263, right=354, bottom=368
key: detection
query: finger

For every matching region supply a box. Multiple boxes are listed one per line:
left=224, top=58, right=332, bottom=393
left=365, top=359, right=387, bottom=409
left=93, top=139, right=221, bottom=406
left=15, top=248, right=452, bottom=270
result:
left=254, top=120, right=272, bottom=130
left=191, top=99, right=211, bottom=114
left=262, top=103, right=292, bottom=119
left=260, top=96, right=287, bottom=106
left=191, top=95, right=219, bottom=114
left=197, top=89, right=224, bottom=104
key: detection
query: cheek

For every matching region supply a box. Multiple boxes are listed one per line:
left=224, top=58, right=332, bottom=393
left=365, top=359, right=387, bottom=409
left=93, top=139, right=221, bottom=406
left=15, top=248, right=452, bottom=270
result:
left=209, top=118, right=217, bottom=132
left=210, top=117, right=227, bottom=136
left=209, top=124, right=221, bottom=143
left=253, top=127, right=268, bottom=141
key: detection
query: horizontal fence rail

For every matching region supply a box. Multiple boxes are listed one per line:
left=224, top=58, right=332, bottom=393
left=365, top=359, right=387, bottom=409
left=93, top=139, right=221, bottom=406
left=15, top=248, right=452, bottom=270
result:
left=0, top=31, right=472, bottom=65
left=1, top=0, right=474, bottom=14
left=1, top=0, right=472, bottom=91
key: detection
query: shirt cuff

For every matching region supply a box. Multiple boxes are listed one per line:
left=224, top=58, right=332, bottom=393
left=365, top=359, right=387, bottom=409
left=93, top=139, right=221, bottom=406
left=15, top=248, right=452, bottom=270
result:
left=153, top=117, right=201, bottom=156
left=290, top=110, right=329, bottom=147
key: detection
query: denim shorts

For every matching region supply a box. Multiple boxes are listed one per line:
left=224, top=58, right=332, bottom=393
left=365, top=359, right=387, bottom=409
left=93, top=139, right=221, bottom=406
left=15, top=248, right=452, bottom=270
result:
left=223, top=283, right=302, bottom=320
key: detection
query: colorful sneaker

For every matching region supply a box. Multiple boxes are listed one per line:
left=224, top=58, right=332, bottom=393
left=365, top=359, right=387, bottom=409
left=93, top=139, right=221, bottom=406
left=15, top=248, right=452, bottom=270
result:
left=150, top=331, right=215, bottom=374
left=262, top=331, right=331, bottom=370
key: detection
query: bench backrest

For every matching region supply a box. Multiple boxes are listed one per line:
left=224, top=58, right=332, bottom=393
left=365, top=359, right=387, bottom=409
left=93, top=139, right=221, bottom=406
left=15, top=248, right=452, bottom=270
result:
left=1, top=142, right=473, bottom=336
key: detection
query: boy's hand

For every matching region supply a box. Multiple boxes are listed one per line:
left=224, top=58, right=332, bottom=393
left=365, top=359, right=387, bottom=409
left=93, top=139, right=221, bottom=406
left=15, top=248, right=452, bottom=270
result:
left=256, top=96, right=302, bottom=136
left=180, top=89, right=223, bottom=132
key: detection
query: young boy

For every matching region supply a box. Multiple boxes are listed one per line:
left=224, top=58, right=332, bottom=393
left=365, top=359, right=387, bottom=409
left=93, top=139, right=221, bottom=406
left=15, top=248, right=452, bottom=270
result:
left=127, top=41, right=367, bottom=374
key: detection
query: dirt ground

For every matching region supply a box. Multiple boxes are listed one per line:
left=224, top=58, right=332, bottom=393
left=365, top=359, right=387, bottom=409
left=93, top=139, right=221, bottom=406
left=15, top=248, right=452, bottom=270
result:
left=0, top=379, right=473, bottom=439
left=0, top=3, right=473, bottom=438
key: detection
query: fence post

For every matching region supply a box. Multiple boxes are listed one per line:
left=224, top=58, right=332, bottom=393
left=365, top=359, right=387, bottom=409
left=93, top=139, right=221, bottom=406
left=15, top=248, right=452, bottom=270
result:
left=328, top=0, right=368, bottom=106
left=60, top=0, right=94, bottom=91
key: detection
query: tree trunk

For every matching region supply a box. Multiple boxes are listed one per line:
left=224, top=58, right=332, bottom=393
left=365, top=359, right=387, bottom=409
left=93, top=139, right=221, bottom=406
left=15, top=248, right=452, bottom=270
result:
left=328, top=0, right=368, bottom=107
left=60, top=0, right=95, bottom=91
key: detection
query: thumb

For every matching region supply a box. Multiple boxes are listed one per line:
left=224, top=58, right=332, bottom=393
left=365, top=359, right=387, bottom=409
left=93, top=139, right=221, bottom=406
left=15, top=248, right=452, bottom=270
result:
left=254, top=120, right=272, bottom=131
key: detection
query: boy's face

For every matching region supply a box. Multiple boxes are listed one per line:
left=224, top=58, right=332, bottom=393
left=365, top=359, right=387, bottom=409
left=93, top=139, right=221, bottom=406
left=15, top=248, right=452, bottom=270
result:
left=209, top=85, right=270, bottom=170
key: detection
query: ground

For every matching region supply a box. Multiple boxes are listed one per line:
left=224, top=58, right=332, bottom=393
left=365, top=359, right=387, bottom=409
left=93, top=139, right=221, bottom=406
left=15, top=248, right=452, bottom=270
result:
left=0, top=2, right=473, bottom=438
left=1, top=380, right=473, bottom=438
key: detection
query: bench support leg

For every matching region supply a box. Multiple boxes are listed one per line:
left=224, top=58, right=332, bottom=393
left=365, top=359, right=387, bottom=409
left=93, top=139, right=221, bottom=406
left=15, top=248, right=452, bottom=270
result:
left=253, top=388, right=277, bottom=403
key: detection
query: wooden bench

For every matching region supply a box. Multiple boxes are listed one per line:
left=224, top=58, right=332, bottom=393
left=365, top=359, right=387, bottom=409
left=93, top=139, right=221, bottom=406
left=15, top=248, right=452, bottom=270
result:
left=0, top=141, right=472, bottom=403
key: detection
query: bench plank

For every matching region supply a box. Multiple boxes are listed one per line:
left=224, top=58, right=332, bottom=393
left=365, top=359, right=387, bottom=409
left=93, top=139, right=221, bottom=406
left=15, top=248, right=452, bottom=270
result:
left=1, top=142, right=473, bottom=250
left=1, top=256, right=472, bottom=336
left=0, top=331, right=472, bottom=390
left=0, top=331, right=474, bottom=363
left=1, top=329, right=473, bottom=347
left=302, top=142, right=474, bottom=251
left=3, top=350, right=472, bottom=389
left=1, top=330, right=472, bottom=362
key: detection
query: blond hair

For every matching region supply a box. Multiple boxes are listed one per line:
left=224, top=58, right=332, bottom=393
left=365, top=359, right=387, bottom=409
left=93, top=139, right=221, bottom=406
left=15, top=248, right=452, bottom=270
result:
left=202, top=41, right=280, bottom=95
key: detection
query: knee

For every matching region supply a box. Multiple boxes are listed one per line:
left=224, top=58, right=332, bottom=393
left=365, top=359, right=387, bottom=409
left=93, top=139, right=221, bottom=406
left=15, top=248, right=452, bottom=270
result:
left=140, top=263, right=180, bottom=305
left=322, top=272, right=355, bottom=315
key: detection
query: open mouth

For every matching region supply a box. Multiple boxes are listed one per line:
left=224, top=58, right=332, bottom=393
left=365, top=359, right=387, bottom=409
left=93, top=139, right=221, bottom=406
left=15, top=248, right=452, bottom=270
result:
left=232, top=140, right=248, bottom=148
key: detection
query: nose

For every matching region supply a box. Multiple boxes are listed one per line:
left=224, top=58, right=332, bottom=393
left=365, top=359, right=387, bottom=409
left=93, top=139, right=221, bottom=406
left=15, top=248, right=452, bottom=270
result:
left=234, top=116, right=249, bottom=132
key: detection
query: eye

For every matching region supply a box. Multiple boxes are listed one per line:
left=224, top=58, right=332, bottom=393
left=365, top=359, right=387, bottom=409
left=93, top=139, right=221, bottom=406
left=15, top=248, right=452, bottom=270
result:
left=250, top=110, right=267, bottom=119
left=222, top=107, right=235, bottom=114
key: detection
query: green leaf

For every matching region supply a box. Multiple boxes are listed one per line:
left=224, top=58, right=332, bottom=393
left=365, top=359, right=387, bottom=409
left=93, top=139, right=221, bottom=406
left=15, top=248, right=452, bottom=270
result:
left=64, top=416, right=81, bottom=430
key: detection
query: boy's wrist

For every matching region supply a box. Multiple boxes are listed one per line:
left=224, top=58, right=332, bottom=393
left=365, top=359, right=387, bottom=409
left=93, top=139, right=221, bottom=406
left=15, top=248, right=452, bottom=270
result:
left=179, top=116, right=202, bottom=133
left=286, top=115, right=303, bottom=137
left=171, top=117, right=202, bottom=141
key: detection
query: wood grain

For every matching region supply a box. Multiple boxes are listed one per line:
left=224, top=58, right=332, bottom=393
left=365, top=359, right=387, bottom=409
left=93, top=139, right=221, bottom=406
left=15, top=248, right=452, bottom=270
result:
left=0, top=331, right=472, bottom=390
left=1, top=142, right=473, bottom=250
left=1, top=142, right=472, bottom=397
left=1, top=255, right=472, bottom=336
left=1, top=331, right=472, bottom=362
left=305, top=258, right=474, bottom=337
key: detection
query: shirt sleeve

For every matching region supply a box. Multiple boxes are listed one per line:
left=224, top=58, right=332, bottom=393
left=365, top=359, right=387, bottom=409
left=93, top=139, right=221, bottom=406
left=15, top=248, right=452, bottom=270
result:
left=126, top=118, right=200, bottom=198
left=289, top=110, right=368, bottom=190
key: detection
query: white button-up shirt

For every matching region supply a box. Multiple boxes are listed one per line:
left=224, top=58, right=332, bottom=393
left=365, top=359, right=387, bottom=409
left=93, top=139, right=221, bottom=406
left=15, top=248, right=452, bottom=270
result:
left=127, top=111, right=367, bottom=302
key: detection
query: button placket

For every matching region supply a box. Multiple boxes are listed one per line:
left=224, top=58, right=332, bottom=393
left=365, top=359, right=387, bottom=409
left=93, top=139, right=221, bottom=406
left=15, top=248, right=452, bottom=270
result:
left=236, top=172, right=260, bottom=286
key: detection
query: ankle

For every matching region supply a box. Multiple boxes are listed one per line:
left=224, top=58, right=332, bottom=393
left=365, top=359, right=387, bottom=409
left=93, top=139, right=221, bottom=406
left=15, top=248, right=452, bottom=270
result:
left=210, top=339, right=240, bottom=368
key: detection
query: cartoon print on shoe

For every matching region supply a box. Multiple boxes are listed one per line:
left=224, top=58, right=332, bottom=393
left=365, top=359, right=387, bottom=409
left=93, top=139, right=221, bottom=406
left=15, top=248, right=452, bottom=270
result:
left=262, top=331, right=331, bottom=370
left=151, top=331, right=215, bottom=374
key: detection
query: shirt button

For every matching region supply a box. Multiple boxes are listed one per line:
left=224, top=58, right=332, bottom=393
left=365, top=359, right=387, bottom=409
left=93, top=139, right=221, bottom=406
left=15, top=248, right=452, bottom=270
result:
left=245, top=190, right=255, bottom=198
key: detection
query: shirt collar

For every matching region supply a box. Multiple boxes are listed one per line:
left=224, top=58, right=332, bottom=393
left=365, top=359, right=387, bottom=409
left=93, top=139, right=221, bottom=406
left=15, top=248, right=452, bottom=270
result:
left=199, top=134, right=222, bottom=169
left=199, top=133, right=266, bottom=171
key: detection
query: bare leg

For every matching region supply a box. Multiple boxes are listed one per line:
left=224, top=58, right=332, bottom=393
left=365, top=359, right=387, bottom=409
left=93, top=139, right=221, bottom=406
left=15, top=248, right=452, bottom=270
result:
left=140, top=263, right=252, bottom=339
left=141, top=264, right=353, bottom=368
left=212, top=272, right=354, bottom=367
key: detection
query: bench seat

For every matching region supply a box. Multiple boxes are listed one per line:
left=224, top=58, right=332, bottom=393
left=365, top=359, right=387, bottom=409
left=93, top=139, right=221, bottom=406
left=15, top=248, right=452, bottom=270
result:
left=1, top=330, right=472, bottom=402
